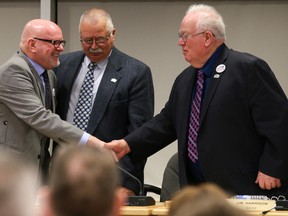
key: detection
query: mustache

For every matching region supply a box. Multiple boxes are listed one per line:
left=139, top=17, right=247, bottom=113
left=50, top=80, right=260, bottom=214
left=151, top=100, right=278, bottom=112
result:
left=89, top=48, right=103, bottom=53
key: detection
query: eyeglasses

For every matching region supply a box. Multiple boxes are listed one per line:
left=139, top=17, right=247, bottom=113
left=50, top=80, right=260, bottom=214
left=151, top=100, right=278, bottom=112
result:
left=33, top=37, right=66, bottom=48
left=80, top=33, right=112, bottom=46
left=178, top=32, right=205, bottom=43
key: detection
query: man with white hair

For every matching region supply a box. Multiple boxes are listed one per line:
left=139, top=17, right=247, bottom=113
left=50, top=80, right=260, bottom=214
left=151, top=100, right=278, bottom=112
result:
left=106, top=4, right=288, bottom=197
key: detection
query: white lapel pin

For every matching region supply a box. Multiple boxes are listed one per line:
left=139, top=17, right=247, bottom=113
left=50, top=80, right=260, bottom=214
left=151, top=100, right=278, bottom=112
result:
left=214, top=64, right=226, bottom=79
left=216, top=64, right=226, bottom=73
left=111, top=78, right=117, bottom=83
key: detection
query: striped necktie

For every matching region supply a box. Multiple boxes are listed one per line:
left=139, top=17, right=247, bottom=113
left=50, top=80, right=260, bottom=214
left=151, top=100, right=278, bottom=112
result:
left=188, top=70, right=204, bottom=163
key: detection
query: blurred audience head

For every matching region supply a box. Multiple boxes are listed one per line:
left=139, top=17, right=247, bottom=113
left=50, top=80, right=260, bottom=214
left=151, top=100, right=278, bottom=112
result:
left=0, top=150, right=39, bottom=216
left=168, top=183, right=248, bottom=216
left=45, top=145, right=123, bottom=216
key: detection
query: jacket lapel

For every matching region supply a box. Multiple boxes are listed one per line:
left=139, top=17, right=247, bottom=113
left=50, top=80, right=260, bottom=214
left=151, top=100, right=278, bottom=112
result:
left=86, top=48, right=121, bottom=134
left=57, top=53, right=84, bottom=118
left=200, top=45, right=229, bottom=124
left=172, top=66, right=196, bottom=156
left=19, top=51, right=46, bottom=107
left=63, top=55, right=84, bottom=98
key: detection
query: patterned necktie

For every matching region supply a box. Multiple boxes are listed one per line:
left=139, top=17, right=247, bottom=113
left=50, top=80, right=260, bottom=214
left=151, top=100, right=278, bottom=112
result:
left=73, top=62, right=97, bottom=131
left=188, top=70, right=204, bottom=163
left=42, top=70, right=52, bottom=110
left=40, top=70, right=52, bottom=182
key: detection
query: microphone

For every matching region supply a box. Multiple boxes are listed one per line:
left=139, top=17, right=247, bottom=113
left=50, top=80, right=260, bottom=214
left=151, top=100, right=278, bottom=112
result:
left=117, top=165, right=156, bottom=206
left=276, top=200, right=288, bottom=210
left=260, top=200, right=288, bottom=214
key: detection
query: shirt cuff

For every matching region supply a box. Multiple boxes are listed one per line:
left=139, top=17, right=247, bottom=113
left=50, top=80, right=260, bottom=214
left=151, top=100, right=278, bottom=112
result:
left=79, top=132, right=90, bottom=145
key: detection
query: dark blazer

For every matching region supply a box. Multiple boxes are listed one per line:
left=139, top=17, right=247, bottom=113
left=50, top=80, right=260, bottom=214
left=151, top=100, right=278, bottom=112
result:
left=125, top=44, right=288, bottom=197
left=54, top=47, right=154, bottom=194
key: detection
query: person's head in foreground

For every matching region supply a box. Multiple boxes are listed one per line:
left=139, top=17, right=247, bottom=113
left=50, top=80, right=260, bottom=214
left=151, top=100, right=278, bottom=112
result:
left=43, top=145, right=124, bottom=216
left=168, top=183, right=248, bottom=216
left=0, top=151, right=39, bottom=216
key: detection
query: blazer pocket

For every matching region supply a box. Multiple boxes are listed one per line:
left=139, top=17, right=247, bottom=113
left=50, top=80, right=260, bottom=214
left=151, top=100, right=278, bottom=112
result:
left=108, top=99, right=128, bottom=111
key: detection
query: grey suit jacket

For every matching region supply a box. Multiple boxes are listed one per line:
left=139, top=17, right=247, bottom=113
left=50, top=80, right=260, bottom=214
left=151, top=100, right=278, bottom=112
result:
left=0, top=51, right=84, bottom=167
left=54, top=47, right=154, bottom=194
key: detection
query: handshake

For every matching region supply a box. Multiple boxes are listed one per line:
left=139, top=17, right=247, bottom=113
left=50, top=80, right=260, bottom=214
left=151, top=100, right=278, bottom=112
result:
left=87, top=135, right=130, bottom=162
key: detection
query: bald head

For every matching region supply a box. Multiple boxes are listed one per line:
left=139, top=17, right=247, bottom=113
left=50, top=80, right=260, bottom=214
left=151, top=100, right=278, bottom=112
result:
left=20, top=19, right=62, bottom=51
left=19, top=19, right=64, bottom=69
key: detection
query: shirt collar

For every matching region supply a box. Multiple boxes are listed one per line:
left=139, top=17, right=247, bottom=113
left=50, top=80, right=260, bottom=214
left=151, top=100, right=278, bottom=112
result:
left=26, top=56, right=45, bottom=76
left=200, top=43, right=224, bottom=78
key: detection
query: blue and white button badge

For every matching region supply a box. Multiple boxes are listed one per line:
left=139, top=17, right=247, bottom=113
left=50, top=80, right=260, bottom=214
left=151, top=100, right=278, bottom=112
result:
left=214, top=64, right=226, bottom=78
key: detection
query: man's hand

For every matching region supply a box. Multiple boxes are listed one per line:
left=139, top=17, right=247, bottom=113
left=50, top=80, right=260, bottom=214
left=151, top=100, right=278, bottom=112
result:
left=87, top=135, right=105, bottom=148
left=87, top=135, right=118, bottom=161
left=105, top=139, right=131, bottom=160
left=255, top=171, right=281, bottom=190
left=118, top=187, right=136, bottom=197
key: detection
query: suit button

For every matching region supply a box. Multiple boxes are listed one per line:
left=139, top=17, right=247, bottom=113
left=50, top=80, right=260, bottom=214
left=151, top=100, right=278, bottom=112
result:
left=37, top=155, right=41, bottom=160
left=3, top=121, right=8, bottom=125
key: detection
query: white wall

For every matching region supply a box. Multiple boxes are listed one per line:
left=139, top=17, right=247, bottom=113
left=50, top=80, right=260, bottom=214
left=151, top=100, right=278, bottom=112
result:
left=1, top=1, right=288, bottom=199
left=0, top=1, right=40, bottom=64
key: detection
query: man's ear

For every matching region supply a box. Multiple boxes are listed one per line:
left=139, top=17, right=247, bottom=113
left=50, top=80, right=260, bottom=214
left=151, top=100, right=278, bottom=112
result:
left=36, top=186, right=54, bottom=216
left=28, top=38, right=37, bottom=53
left=204, top=31, right=214, bottom=47
left=111, top=28, right=116, bottom=42
left=111, top=188, right=127, bottom=216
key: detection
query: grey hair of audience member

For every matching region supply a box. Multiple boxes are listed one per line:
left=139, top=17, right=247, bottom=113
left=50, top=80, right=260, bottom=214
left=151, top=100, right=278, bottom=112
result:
left=186, top=4, right=226, bottom=40
left=49, top=145, right=120, bottom=216
left=0, top=151, right=39, bottom=216
left=78, top=8, right=115, bottom=34
left=168, top=183, right=249, bottom=216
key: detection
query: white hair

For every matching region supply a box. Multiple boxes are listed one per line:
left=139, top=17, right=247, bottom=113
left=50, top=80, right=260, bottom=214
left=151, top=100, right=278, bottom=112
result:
left=186, top=4, right=226, bottom=40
